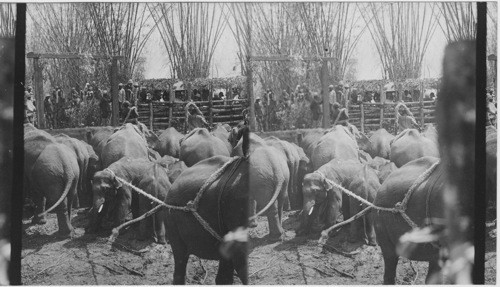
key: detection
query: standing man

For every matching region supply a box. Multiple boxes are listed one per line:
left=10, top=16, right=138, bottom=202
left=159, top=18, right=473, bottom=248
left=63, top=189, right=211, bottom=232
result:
left=118, top=83, right=125, bottom=113
left=255, top=98, right=264, bottom=132
left=310, top=93, right=323, bottom=128
left=328, top=85, right=337, bottom=124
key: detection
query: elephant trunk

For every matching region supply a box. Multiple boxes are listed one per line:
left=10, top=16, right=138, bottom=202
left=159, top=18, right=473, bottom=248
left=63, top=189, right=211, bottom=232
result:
left=296, top=200, right=315, bottom=235
left=86, top=195, right=105, bottom=234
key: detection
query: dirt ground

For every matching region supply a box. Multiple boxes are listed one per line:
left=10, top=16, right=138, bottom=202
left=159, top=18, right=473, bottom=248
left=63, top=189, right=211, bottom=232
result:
left=21, top=208, right=240, bottom=285
left=21, top=208, right=496, bottom=285
left=249, top=211, right=497, bottom=285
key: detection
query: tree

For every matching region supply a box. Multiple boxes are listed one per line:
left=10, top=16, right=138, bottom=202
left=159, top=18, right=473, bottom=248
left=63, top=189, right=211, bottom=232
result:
left=82, top=3, right=156, bottom=83
left=148, top=3, right=227, bottom=79
left=359, top=3, right=439, bottom=80
left=436, top=3, right=477, bottom=43
left=0, top=4, right=15, bottom=37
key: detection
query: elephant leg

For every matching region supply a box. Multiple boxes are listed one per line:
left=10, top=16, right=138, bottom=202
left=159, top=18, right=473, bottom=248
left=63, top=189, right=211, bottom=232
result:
left=138, top=199, right=153, bottom=241
left=248, top=200, right=257, bottom=228
left=113, top=188, right=132, bottom=227
left=154, top=209, right=167, bottom=245
left=215, top=259, right=235, bottom=285
left=55, top=198, right=73, bottom=236
left=426, top=259, right=442, bottom=284
left=341, top=193, right=350, bottom=222
left=348, top=199, right=365, bottom=243
left=378, top=228, right=399, bottom=284
left=232, top=250, right=248, bottom=284
left=171, top=232, right=189, bottom=284
left=364, top=211, right=377, bottom=246
left=32, top=191, right=47, bottom=225
left=266, top=202, right=284, bottom=239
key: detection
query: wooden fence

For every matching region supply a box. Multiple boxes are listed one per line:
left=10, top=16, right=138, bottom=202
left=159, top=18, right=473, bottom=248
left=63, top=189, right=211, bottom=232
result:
left=137, top=99, right=248, bottom=132
left=347, top=100, right=437, bottom=133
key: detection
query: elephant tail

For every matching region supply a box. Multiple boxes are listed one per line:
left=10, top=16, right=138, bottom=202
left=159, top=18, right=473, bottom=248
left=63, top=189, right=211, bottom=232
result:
left=250, top=175, right=283, bottom=220
left=38, top=155, right=77, bottom=217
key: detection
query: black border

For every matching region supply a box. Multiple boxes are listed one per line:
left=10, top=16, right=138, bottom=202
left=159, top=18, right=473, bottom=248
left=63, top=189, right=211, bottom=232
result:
left=10, top=3, right=25, bottom=285
left=473, top=2, right=487, bottom=284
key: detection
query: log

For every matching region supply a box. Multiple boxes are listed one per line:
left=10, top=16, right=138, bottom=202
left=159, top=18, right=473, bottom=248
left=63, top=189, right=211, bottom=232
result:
left=360, top=103, right=365, bottom=133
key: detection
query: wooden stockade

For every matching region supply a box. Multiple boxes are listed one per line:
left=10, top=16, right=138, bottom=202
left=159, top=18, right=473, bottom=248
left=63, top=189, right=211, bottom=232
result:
left=136, top=99, right=248, bottom=132
left=348, top=101, right=437, bottom=133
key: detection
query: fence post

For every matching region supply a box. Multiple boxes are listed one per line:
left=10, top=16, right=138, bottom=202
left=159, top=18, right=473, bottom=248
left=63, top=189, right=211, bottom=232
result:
left=360, top=103, right=365, bottom=133
left=419, top=81, right=425, bottom=126
left=169, top=84, right=174, bottom=128
left=110, top=57, right=119, bottom=126
left=33, top=57, right=45, bottom=128
left=149, top=102, right=153, bottom=130
left=380, top=102, right=384, bottom=129
left=209, top=84, right=213, bottom=125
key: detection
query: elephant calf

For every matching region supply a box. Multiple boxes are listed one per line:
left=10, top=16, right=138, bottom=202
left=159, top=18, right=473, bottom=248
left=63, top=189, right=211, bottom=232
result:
left=297, top=159, right=380, bottom=245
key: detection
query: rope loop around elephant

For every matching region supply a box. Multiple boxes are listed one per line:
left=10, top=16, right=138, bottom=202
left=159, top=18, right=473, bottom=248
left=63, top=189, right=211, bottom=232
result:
left=314, top=159, right=440, bottom=231
left=104, top=156, right=244, bottom=243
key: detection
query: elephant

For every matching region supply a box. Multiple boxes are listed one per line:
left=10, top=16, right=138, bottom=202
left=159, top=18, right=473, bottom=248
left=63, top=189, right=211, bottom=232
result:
left=373, top=156, right=444, bottom=284
left=157, top=127, right=184, bottom=158
left=297, top=159, right=380, bottom=245
left=367, top=157, right=398, bottom=184
left=230, top=127, right=289, bottom=238
left=422, top=124, right=438, bottom=145
left=263, top=136, right=301, bottom=210
left=310, top=125, right=359, bottom=170
left=24, top=125, right=80, bottom=237
left=100, top=123, right=160, bottom=168
left=179, top=128, right=230, bottom=167
left=88, top=157, right=154, bottom=233
left=389, top=129, right=439, bottom=168
left=211, top=123, right=232, bottom=153
left=86, top=126, right=115, bottom=157
left=486, top=125, right=497, bottom=204
left=164, top=154, right=249, bottom=284
left=136, top=161, right=172, bottom=244
left=296, top=128, right=326, bottom=159
left=358, top=128, right=395, bottom=159
left=55, top=134, right=100, bottom=208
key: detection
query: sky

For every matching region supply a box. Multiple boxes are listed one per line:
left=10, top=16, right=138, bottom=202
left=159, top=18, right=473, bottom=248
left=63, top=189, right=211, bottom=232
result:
left=143, top=3, right=451, bottom=81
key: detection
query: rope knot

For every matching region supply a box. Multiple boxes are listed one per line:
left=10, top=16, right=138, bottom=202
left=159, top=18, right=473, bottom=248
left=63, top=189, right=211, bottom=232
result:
left=394, top=202, right=405, bottom=212
left=186, top=200, right=197, bottom=212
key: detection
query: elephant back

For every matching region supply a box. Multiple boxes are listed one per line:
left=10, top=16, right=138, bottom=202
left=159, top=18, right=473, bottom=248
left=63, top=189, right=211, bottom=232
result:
left=311, top=128, right=359, bottom=170
left=390, top=129, right=439, bottom=167
left=101, top=125, right=150, bottom=168
left=158, top=127, right=184, bottom=157
left=179, top=128, right=230, bottom=167
left=231, top=133, right=266, bottom=157
left=24, top=129, right=58, bottom=174
left=367, top=128, right=394, bottom=159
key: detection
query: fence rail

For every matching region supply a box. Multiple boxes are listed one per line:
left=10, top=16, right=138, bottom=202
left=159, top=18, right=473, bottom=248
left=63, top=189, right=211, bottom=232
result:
left=347, top=100, right=437, bottom=133
left=137, top=99, right=248, bottom=132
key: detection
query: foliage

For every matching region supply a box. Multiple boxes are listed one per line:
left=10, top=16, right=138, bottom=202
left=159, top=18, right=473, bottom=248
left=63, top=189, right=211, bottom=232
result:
left=359, top=3, right=439, bottom=80
left=437, top=3, right=477, bottom=43
left=148, top=3, right=227, bottom=79
left=0, top=4, right=15, bottom=37
left=56, top=102, right=102, bottom=128
left=142, top=76, right=247, bottom=90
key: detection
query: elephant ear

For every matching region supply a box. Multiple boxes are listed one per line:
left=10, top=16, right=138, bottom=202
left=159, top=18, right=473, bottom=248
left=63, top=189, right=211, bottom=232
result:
left=113, top=176, right=123, bottom=189
left=322, top=176, right=334, bottom=192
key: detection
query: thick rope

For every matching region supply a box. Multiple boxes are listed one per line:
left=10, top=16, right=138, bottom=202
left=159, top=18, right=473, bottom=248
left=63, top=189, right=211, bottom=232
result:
left=315, top=160, right=440, bottom=232
left=104, top=157, right=242, bottom=242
